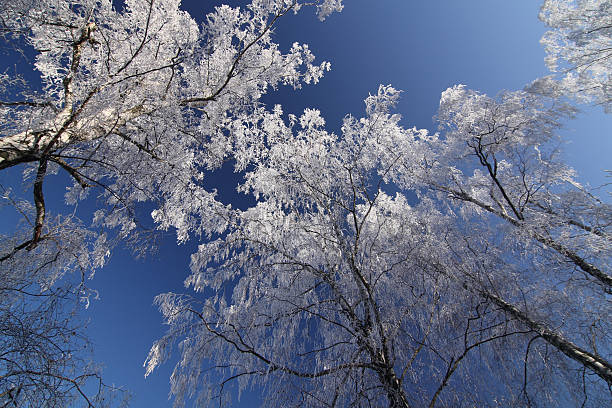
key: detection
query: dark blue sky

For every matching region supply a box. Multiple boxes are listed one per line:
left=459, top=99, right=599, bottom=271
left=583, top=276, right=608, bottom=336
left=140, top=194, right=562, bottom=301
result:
left=3, top=1, right=609, bottom=407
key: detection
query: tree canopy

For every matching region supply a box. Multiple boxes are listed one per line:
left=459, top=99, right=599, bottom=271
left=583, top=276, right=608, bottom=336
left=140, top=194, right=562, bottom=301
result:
left=540, top=0, right=612, bottom=110
left=0, top=0, right=611, bottom=407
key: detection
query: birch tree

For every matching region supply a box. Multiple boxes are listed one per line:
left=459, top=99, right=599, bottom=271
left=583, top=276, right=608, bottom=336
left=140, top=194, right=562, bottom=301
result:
left=539, top=0, right=612, bottom=110
left=147, top=86, right=612, bottom=407
left=2, top=0, right=610, bottom=406
left=0, top=0, right=338, bottom=253
left=431, top=84, right=611, bottom=293
left=0, top=0, right=341, bottom=405
left=0, top=188, right=129, bottom=406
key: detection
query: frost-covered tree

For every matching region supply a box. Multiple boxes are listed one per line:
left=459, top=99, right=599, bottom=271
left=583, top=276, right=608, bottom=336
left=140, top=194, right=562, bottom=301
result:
left=2, top=0, right=610, bottom=406
left=539, top=0, right=612, bottom=110
left=146, top=86, right=612, bottom=407
left=0, top=0, right=341, bottom=405
left=0, top=0, right=338, bottom=252
left=0, top=189, right=128, bottom=407
left=431, top=84, right=611, bottom=293
left=425, top=84, right=612, bottom=404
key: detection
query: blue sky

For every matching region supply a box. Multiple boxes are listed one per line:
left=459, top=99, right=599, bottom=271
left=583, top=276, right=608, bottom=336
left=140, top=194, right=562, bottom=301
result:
left=2, top=1, right=610, bottom=407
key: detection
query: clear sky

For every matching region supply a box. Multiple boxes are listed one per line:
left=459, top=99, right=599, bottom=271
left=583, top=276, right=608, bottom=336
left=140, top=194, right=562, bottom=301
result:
left=3, top=1, right=609, bottom=407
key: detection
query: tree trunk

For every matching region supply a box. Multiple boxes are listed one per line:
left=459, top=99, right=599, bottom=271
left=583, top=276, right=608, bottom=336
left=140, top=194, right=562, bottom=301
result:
left=379, top=369, right=411, bottom=408
left=482, top=290, right=612, bottom=385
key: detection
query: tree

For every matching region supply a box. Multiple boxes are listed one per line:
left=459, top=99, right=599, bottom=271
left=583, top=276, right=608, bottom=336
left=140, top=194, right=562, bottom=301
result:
left=426, top=85, right=612, bottom=400
left=0, top=0, right=338, bottom=252
left=0, top=201, right=126, bottom=407
left=146, top=86, right=611, bottom=407
left=539, top=0, right=612, bottom=110
left=431, top=84, right=611, bottom=293
left=0, top=0, right=342, bottom=405
left=2, top=0, right=611, bottom=406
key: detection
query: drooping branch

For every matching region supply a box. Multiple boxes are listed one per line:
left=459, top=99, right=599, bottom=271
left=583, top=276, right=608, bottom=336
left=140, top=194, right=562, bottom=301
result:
left=427, top=300, right=532, bottom=408
left=436, top=249, right=612, bottom=387
left=521, top=334, right=541, bottom=406
left=0, top=370, right=100, bottom=408
left=187, top=307, right=372, bottom=380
